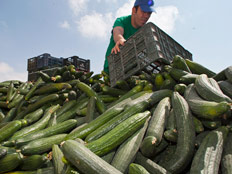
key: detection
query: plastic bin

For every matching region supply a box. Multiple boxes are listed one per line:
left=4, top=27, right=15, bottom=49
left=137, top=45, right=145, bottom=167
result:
left=108, top=22, right=192, bottom=87
left=27, top=57, right=37, bottom=72
left=63, top=56, right=90, bottom=72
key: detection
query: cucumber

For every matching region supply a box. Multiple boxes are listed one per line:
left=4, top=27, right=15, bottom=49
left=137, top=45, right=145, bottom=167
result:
left=102, top=85, right=127, bottom=97
left=56, top=100, right=77, bottom=118
left=128, top=163, right=150, bottom=174
left=159, top=92, right=195, bottom=173
left=225, top=66, right=232, bottom=83
left=0, top=152, right=23, bottom=174
left=85, top=96, right=96, bottom=123
left=194, top=131, right=210, bottom=149
left=24, top=108, right=44, bottom=124
left=135, top=152, right=171, bottom=174
left=163, top=129, right=177, bottom=143
left=201, top=119, right=222, bottom=130
left=14, top=105, right=60, bottom=146
left=218, top=80, right=232, bottom=99
left=195, top=74, right=232, bottom=103
left=108, top=84, right=144, bottom=108
left=61, top=140, right=123, bottom=174
left=52, top=144, right=66, bottom=174
left=20, top=154, right=48, bottom=171
left=221, top=132, right=232, bottom=173
left=185, top=59, right=216, bottom=77
left=85, top=100, right=149, bottom=142
left=193, top=116, right=204, bottom=133
left=154, top=73, right=164, bottom=90
left=190, top=126, right=229, bottom=174
left=116, top=80, right=130, bottom=91
left=76, top=81, right=105, bottom=114
left=25, top=77, right=44, bottom=101
left=171, top=55, right=191, bottom=73
left=20, top=134, right=67, bottom=155
left=111, top=117, right=149, bottom=173
left=6, top=81, right=15, bottom=104
left=0, top=120, right=22, bottom=143
left=14, top=119, right=77, bottom=146
left=65, top=106, right=124, bottom=140
left=34, top=83, right=72, bottom=95
left=86, top=111, right=150, bottom=156
left=0, top=148, right=7, bottom=159
left=101, top=150, right=115, bottom=164
left=140, top=97, right=171, bottom=157
left=164, top=65, right=189, bottom=81
left=179, top=73, right=199, bottom=85
left=1, top=107, right=17, bottom=123
left=165, top=109, right=176, bottom=131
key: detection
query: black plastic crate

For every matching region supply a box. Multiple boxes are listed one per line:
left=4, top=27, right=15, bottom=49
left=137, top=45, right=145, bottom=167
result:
left=63, top=56, right=90, bottom=72
left=37, top=57, right=63, bottom=70
left=27, top=57, right=37, bottom=72
left=108, top=22, right=192, bottom=87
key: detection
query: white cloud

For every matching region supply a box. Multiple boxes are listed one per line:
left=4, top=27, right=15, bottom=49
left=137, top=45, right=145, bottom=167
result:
left=0, top=62, right=27, bottom=82
left=59, top=21, right=70, bottom=29
left=68, top=0, right=89, bottom=16
left=115, top=1, right=134, bottom=18
left=149, top=6, right=179, bottom=34
left=77, top=12, right=114, bottom=39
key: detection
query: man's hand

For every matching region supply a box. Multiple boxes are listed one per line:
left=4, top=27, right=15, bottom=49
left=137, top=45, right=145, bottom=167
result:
left=111, top=38, right=126, bottom=54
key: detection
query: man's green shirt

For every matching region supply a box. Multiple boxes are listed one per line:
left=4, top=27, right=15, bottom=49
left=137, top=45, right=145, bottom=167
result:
left=104, top=15, right=139, bottom=74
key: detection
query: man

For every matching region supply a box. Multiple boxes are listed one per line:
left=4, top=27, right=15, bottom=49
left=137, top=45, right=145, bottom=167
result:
left=103, top=0, right=156, bottom=74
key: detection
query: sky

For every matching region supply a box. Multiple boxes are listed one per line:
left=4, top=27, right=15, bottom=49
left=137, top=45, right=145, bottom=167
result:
left=0, top=0, right=231, bottom=82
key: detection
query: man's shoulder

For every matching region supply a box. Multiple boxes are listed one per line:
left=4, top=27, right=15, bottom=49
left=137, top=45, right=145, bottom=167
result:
left=116, top=15, right=131, bottom=21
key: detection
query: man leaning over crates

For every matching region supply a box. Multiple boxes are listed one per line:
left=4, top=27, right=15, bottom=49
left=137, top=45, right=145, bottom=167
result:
left=103, top=0, right=156, bottom=74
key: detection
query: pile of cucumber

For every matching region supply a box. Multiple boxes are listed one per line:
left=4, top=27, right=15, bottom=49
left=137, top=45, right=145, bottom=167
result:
left=0, top=56, right=232, bottom=174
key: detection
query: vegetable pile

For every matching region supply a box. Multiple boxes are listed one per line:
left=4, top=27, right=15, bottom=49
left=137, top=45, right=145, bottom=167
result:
left=0, top=55, right=232, bottom=174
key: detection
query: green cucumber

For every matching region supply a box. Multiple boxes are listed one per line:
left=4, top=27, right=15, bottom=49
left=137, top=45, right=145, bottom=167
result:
left=65, top=106, right=124, bottom=140
left=108, top=84, right=144, bottom=108
left=201, top=119, right=222, bottom=130
left=0, top=148, right=7, bottom=159
left=20, top=154, right=48, bottom=171
left=185, top=83, right=230, bottom=120
left=0, top=152, right=23, bottom=174
left=52, top=144, right=66, bottom=174
left=25, top=77, right=43, bottom=101
left=194, top=131, right=210, bottom=149
left=76, top=81, right=105, bottom=114
left=34, top=83, right=72, bottom=95
left=1, top=107, right=17, bottom=123
left=159, top=92, right=195, bottom=173
left=85, top=96, right=96, bottom=123
left=218, top=80, right=232, bottom=99
left=0, top=120, right=22, bottom=143
left=15, top=119, right=77, bottom=146
left=135, top=152, right=171, bottom=174
left=195, top=74, right=232, bottom=103
left=24, top=108, right=44, bottom=124
left=190, top=126, right=228, bottom=173
left=102, top=85, right=127, bottom=97
left=221, top=132, right=232, bottom=173
left=20, top=134, right=67, bottom=155
left=14, top=105, right=59, bottom=146
left=111, top=118, right=149, bottom=173
left=86, top=111, right=150, bottom=156
left=116, top=80, right=130, bottom=91
left=225, top=66, right=232, bottom=83
left=6, top=81, right=15, bottom=104
left=61, top=140, right=123, bottom=174
left=172, top=55, right=191, bottom=72
left=185, top=59, right=216, bottom=77
left=56, top=100, right=77, bottom=118
left=193, top=116, right=204, bottom=133
left=179, top=73, right=199, bottom=85
left=164, top=65, right=189, bottom=81
left=163, top=129, right=177, bottom=143
left=85, top=100, right=149, bottom=142
left=128, top=163, right=150, bottom=174
left=140, top=97, right=171, bottom=157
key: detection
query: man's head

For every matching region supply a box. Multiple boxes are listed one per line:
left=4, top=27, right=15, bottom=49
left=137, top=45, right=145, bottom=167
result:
left=131, top=0, right=155, bottom=28
left=134, top=0, right=155, bottom=13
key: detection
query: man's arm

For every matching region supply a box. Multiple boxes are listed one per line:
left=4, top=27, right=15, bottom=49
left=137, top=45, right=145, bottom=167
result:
left=111, top=26, right=126, bottom=54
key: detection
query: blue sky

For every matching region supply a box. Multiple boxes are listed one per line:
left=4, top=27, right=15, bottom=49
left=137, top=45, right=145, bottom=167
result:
left=0, top=0, right=231, bottom=82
